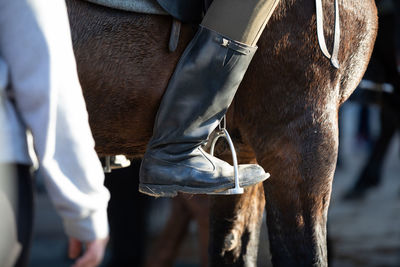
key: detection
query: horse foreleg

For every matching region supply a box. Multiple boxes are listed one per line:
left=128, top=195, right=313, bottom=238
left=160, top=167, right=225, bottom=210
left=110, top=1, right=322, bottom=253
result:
left=209, top=183, right=265, bottom=267
left=260, top=115, right=338, bottom=266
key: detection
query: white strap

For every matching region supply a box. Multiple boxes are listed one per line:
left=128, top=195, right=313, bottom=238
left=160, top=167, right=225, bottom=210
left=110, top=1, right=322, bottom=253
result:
left=316, top=0, right=341, bottom=69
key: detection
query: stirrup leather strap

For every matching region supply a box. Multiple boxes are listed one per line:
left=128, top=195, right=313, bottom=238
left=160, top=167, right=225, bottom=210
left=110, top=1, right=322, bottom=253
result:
left=316, top=0, right=341, bottom=69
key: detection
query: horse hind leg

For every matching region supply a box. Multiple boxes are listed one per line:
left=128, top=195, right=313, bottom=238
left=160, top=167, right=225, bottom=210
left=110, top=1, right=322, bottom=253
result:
left=258, top=111, right=338, bottom=266
left=209, top=183, right=265, bottom=267
left=206, top=136, right=266, bottom=266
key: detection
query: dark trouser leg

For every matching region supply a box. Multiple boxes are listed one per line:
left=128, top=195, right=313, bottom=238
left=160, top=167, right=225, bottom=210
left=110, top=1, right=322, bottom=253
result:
left=0, top=164, right=33, bottom=267
left=14, top=165, right=34, bottom=267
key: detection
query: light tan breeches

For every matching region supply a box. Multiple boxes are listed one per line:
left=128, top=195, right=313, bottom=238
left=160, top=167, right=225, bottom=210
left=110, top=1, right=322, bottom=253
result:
left=201, top=0, right=280, bottom=46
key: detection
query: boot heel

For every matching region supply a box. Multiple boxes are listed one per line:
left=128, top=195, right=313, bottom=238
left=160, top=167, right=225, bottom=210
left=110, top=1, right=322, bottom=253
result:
left=139, top=184, right=178, bottom=197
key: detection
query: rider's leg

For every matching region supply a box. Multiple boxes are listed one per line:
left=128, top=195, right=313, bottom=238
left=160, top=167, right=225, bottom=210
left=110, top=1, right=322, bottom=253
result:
left=139, top=0, right=280, bottom=197
left=202, top=0, right=280, bottom=46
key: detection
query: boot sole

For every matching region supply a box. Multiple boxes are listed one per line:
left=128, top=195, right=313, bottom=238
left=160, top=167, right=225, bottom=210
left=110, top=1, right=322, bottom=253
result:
left=139, top=172, right=270, bottom=197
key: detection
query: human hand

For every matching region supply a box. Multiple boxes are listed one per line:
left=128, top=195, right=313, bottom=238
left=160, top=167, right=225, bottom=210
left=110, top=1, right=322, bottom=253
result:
left=68, top=236, right=109, bottom=267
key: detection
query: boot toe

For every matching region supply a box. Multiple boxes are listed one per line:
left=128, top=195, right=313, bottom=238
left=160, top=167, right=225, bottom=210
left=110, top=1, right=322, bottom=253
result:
left=237, top=164, right=270, bottom=187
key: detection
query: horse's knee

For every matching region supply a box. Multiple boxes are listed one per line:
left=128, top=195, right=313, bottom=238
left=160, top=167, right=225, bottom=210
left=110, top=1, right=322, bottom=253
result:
left=264, top=114, right=338, bottom=187
left=269, top=124, right=336, bottom=211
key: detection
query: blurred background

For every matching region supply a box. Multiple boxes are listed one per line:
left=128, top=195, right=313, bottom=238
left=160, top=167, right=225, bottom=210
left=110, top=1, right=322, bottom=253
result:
left=29, top=0, right=400, bottom=266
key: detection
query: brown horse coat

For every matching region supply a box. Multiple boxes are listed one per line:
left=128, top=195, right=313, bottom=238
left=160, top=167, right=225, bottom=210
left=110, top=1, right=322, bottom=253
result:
left=66, top=0, right=377, bottom=265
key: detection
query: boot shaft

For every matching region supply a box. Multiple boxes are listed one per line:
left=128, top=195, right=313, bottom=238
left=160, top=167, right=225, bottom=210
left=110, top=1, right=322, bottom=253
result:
left=149, top=26, right=257, bottom=154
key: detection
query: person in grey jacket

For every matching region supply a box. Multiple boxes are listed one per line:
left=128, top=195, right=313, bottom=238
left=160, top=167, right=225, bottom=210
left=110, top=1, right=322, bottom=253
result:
left=0, top=0, right=110, bottom=266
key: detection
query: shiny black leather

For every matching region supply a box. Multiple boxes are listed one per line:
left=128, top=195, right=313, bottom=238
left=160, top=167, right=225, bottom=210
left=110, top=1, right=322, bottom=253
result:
left=139, top=26, right=268, bottom=197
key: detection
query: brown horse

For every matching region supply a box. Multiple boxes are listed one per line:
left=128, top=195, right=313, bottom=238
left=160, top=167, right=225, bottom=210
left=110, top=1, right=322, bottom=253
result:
left=66, top=0, right=377, bottom=266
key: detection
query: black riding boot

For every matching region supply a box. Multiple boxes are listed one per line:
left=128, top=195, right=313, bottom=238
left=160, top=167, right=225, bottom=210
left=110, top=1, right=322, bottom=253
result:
left=139, top=26, right=269, bottom=197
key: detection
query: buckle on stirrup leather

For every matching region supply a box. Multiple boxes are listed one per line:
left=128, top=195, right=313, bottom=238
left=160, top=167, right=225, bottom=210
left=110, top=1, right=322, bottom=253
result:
left=207, top=116, right=244, bottom=195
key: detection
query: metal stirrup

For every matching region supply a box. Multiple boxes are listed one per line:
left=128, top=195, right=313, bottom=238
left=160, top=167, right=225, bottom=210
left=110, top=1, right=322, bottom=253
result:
left=208, top=116, right=244, bottom=195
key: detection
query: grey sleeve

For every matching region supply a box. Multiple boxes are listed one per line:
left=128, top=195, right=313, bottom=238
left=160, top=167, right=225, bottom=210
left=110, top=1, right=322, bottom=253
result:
left=0, top=0, right=110, bottom=241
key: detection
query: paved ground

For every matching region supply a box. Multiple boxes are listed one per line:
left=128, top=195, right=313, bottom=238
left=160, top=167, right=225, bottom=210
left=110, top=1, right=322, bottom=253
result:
left=29, top=103, right=400, bottom=267
left=328, top=103, right=400, bottom=267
